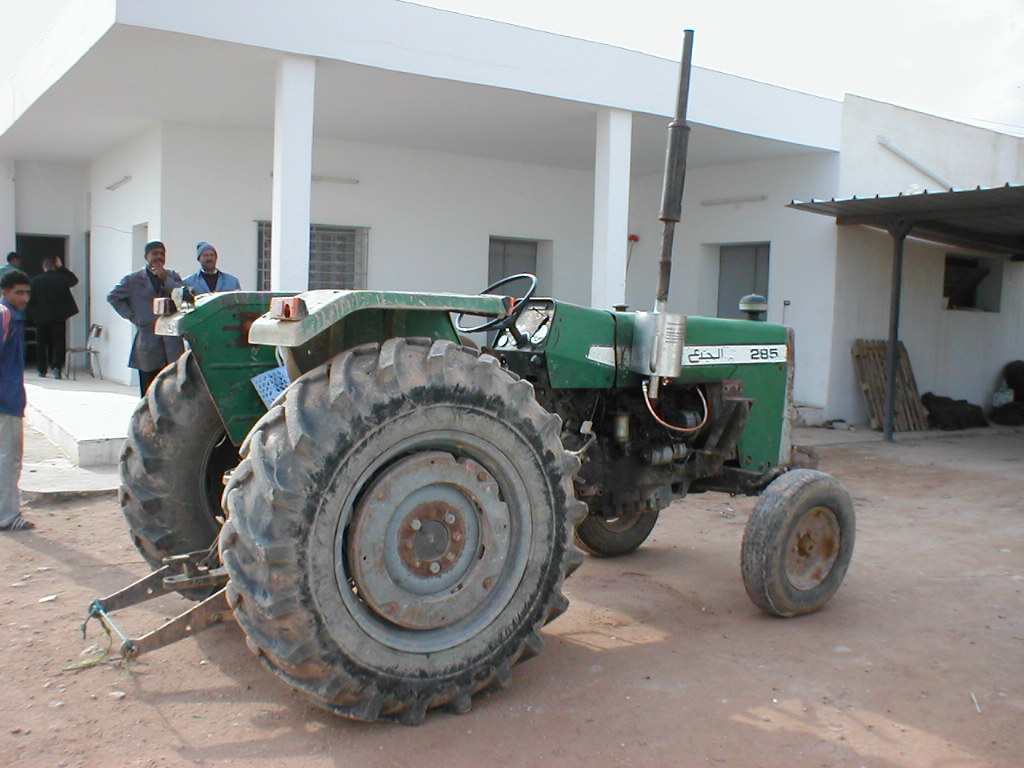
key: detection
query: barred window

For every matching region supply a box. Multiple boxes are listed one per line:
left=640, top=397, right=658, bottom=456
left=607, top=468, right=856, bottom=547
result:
left=256, top=221, right=368, bottom=290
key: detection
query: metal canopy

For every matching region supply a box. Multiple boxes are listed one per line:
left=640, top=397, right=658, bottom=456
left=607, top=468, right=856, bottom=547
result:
left=789, top=184, right=1024, bottom=258
left=788, top=184, right=1024, bottom=441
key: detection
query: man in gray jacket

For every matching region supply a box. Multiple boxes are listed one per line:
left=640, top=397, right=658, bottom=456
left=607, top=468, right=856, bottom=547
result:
left=107, top=241, right=185, bottom=396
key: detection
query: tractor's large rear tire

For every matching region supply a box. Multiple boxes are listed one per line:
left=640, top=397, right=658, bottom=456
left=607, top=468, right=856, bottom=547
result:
left=741, top=469, right=855, bottom=617
left=219, top=338, right=586, bottom=723
left=120, top=351, right=238, bottom=585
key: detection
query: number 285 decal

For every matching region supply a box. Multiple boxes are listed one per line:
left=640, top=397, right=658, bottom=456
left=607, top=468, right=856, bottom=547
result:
left=683, top=344, right=788, bottom=366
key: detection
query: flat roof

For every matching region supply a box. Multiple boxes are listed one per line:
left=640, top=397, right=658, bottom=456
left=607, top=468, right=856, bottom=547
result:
left=0, top=0, right=840, bottom=167
left=789, top=185, right=1024, bottom=257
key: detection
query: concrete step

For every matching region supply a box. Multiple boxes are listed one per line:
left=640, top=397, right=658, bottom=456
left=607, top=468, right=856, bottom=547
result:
left=24, top=375, right=138, bottom=468
left=21, top=424, right=119, bottom=501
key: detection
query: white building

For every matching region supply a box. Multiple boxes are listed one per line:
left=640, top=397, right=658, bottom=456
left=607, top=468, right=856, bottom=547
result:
left=2, top=0, right=1021, bottom=424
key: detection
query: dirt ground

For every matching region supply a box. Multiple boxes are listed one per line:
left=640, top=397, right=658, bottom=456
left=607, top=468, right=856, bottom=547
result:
left=1, top=429, right=1021, bottom=768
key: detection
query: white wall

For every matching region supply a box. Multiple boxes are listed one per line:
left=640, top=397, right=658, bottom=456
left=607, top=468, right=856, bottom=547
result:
left=89, top=126, right=163, bottom=385
left=0, top=0, right=115, bottom=137
left=624, top=151, right=840, bottom=410
left=13, top=160, right=89, bottom=346
left=112, top=125, right=846, bottom=409
left=64, top=100, right=1024, bottom=413
left=840, top=95, right=1023, bottom=195
left=830, top=227, right=1024, bottom=422
left=915, top=261, right=1024, bottom=407
left=160, top=124, right=270, bottom=286
left=825, top=97, right=1024, bottom=423
left=158, top=123, right=595, bottom=303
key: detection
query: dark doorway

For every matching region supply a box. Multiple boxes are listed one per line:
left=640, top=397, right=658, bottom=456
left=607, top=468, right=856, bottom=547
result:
left=14, top=234, right=67, bottom=278
left=14, top=234, right=69, bottom=368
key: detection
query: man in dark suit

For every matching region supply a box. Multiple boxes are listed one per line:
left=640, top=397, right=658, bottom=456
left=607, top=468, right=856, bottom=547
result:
left=28, top=256, right=79, bottom=379
left=107, top=241, right=185, bottom=396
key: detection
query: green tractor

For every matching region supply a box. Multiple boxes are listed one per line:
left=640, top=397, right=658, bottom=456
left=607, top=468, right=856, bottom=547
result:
left=84, top=32, right=855, bottom=724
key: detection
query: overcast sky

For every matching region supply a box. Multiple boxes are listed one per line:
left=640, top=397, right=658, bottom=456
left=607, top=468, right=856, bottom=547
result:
left=413, top=0, right=1024, bottom=137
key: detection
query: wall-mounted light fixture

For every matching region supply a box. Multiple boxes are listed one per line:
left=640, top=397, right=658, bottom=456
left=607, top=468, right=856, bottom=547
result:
left=269, top=172, right=360, bottom=185
left=312, top=175, right=359, bottom=185
left=105, top=175, right=132, bottom=191
left=700, top=194, right=767, bottom=207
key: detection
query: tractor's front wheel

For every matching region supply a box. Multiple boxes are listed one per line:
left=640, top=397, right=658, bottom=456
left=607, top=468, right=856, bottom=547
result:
left=219, top=338, right=586, bottom=723
left=119, top=351, right=238, bottom=588
left=741, top=469, right=855, bottom=617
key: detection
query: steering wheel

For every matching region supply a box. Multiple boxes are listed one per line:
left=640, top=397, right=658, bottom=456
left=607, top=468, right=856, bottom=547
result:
left=454, top=273, right=538, bottom=334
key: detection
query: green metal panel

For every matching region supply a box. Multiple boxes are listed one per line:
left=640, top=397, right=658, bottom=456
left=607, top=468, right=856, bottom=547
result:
left=166, top=292, right=468, bottom=444
left=677, top=316, right=790, bottom=471
left=168, top=292, right=282, bottom=445
left=165, top=290, right=790, bottom=470
left=597, top=313, right=789, bottom=468
left=681, top=316, right=788, bottom=347
left=611, top=309, right=640, bottom=387
left=544, top=302, right=618, bottom=388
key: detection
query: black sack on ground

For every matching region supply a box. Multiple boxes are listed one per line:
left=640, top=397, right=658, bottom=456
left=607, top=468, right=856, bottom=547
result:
left=1004, top=360, right=1024, bottom=401
left=990, top=401, right=1024, bottom=426
left=921, top=392, right=988, bottom=430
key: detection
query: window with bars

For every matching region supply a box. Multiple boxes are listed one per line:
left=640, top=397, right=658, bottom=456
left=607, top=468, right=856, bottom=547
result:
left=256, top=221, right=368, bottom=290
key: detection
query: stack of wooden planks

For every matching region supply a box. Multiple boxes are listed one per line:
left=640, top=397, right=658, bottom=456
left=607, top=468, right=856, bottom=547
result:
left=851, top=339, right=928, bottom=431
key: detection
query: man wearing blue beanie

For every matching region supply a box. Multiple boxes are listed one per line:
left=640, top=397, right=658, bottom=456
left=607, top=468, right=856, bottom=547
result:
left=183, top=241, right=241, bottom=295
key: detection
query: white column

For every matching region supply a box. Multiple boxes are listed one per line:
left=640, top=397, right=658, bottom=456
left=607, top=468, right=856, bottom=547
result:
left=591, top=108, right=632, bottom=309
left=271, top=56, right=316, bottom=291
left=0, top=160, right=15, bottom=255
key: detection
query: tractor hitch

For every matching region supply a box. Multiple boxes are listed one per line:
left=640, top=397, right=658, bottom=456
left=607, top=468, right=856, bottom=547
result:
left=82, top=551, right=232, bottom=659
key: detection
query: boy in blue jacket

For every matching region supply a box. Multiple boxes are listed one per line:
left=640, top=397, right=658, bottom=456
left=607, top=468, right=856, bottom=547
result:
left=0, top=269, right=35, bottom=531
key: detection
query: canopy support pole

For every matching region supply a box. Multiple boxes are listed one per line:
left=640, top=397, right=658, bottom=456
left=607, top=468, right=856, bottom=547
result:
left=883, top=221, right=913, bottom=442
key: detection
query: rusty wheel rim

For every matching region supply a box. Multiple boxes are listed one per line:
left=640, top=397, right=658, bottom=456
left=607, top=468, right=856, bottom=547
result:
left=597, top=506, right=645, bottom=533
left=338, top=436, right=532, bottom=653
left=785, top=506, right=840, bottom=590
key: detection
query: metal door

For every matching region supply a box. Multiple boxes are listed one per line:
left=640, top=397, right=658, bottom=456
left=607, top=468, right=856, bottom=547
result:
left=488, top=237, right=538, bottom=288
left=717, top=243, right=769, bottom=319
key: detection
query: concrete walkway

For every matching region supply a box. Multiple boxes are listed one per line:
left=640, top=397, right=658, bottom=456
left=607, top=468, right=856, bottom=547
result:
left=21, top=374, right=138, bottom=501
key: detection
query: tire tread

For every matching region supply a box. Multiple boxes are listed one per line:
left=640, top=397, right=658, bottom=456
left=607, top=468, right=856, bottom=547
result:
left=222, top=339, right=583, bottom=722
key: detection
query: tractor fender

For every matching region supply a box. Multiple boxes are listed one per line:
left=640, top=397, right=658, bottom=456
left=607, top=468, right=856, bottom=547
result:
left=247, top=289, right=509, bottom=347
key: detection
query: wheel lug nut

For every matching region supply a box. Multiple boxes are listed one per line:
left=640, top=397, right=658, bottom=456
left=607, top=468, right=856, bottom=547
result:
left=410, top=519, right=422, bottom=531
left=444, top=513, right=456, bottom=525
left=429, top=562, right=441, bottom=574
left=445, top=553, right=456, bottom=562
